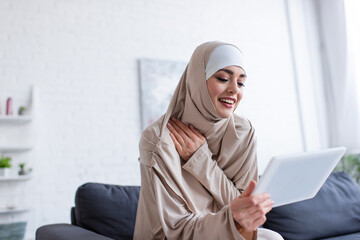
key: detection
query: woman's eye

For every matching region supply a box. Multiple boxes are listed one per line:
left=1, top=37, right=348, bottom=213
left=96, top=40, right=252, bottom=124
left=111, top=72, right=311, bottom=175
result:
left=217, top=77, right=228, bottom=82
left=238, top=82, right=245, bottom=87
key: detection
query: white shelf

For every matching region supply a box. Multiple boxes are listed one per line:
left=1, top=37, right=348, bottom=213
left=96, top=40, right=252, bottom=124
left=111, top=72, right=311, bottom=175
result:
left=0, top=175, right=32, bottom=181
left=0, top=146, right=32, bottom=153
left=0, top=116, right=32, bottom=124
left=0, top=207, right=30, bottom=214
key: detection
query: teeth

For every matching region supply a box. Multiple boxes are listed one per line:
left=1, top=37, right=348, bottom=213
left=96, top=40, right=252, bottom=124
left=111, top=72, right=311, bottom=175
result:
left=219, top=98, right=235, bottom=104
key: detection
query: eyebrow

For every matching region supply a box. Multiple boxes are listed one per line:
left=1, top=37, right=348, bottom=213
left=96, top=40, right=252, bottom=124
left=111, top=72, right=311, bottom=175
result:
left=218, top=69, right=247, bottom=78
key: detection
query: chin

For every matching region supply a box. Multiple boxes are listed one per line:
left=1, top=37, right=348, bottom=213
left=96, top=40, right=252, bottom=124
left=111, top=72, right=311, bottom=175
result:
left=219, top=112, right=233, bottom=118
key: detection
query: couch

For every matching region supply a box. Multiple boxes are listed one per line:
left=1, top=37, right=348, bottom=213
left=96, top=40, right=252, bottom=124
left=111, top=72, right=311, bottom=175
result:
left=36, top=171, right=360, bottom=240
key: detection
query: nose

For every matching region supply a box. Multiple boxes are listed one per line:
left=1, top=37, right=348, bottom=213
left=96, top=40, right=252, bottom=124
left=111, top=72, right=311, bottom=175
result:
left=227, top=79, right=239, bottom=94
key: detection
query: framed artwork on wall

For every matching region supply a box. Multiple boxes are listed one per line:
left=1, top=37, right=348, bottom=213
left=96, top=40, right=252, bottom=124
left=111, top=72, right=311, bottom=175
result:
left=138, top=58, right=186, bottom=130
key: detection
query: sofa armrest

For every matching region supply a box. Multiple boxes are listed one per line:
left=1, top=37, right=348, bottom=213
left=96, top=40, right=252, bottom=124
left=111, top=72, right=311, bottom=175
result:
left=36, top=224, right=114, bottom=240
left=71, top=207, right=76, bottom=225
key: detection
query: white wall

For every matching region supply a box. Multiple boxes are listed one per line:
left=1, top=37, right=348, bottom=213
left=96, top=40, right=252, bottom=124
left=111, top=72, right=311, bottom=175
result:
left=0, top=0, right=309, bottom=238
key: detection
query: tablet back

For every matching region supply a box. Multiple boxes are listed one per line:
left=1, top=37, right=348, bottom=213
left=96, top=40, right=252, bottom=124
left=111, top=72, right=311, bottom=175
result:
left=252, top=147, right=346, bottom=207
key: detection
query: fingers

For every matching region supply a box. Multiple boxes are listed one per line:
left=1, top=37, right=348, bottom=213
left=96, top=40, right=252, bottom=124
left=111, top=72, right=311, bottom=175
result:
left=166, top=118, right=206, bottom=161
left=245, top=202, right=273, bottom=230
left=169, top=118, right=198, bottom=140
left=262, top=198, right=274, bottom=211
left=169, top=132, right=183, bottom=152
left=167, top=120, right=190, bottom=147
left=241, top=180, right=256, bottom=198
left=245, top=215, right=267, bottom=231
left=247, top=198, right=273, bottom=217
left=189, top=124, right=206, bottom=140
left=232, top=193, right=271, bottom=211
left=167, top=121, right=186, bottom=146
left=167, top=118, right=205, bottom=146
left=240, top=181, right=272, bottom=208
left=230, top=190, right=274, bottom=231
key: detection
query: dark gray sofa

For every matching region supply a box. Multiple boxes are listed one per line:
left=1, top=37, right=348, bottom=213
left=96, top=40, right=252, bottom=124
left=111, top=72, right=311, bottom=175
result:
left=36, top=171, right=360, bottom=240
left=36, top=184, right=140, bottom=240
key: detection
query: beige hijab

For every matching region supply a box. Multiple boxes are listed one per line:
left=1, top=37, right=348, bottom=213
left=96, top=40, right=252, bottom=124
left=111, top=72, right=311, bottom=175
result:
left=156, top=41, right=257, bottom=190
left=135, top=41, right=258, bottom=239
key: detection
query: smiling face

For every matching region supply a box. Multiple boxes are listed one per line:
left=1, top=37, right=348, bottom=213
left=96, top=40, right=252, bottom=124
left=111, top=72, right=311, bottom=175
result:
left=206, top=65, right=247, bottom=118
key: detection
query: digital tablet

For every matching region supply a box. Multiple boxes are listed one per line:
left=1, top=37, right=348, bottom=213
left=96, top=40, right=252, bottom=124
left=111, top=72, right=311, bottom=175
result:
left=252, top=147, right=346, bottom=207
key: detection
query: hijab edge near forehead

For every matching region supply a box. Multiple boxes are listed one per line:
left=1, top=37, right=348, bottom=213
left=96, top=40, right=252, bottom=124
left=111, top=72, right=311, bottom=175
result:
left=204, top=43, right=245, bottom=80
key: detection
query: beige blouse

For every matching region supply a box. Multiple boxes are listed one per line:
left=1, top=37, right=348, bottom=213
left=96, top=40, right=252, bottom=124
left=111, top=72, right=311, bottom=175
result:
left=134, top=115, right=257, bottom=240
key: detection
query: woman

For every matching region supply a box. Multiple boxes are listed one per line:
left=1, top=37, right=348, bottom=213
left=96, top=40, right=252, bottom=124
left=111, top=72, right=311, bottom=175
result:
left=134, top=41, right=283, bottom=240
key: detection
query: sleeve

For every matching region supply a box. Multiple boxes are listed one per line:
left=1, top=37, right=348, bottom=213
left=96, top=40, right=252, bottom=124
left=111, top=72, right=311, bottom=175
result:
left=182, top=142, right=241, bottom=207
left=141, top=163, right=246, bottom=240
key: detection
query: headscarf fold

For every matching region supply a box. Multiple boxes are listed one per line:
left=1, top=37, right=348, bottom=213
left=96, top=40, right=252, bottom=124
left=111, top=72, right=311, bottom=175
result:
left=155, top=41, right=257, bottom=189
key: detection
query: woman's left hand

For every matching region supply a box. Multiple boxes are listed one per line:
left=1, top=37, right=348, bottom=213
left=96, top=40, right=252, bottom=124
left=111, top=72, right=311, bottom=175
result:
left=166, top=117, right=206, bottom=161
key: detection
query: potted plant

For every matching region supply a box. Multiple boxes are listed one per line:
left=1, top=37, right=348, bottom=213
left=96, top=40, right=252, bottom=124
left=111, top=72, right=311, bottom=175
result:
left=18, top=163, right=32, bottom=176
left=19, top=163, right=26, bottom=175
left=0, top=156, right=12, bottom=177
left=18, top=106, right=27, bottom=115
left=335, top=152, right=360, bottom=185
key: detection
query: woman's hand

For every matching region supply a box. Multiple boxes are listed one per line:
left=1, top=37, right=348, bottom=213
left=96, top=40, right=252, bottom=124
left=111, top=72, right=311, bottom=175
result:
left=230, top=180, right=274, bottom=232
left=166, top=117, right=206, bottom=161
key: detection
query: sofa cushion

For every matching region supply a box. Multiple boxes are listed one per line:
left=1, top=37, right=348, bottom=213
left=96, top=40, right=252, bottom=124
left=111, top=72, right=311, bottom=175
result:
left=321, top=232, right=360, bottom=240
left=263, top=171, right=360, bottom=240
left=74, top=183, right=140, bottom=240
left=36, top=223, right=113, bottom=240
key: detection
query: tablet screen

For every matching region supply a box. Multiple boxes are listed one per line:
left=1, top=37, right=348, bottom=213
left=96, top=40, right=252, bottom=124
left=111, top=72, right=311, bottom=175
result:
left=252, top=147, right=346, bottom=207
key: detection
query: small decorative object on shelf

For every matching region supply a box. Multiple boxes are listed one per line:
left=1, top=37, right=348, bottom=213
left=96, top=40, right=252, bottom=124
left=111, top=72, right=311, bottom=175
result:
left=0, top=156, right=12, bottom=177
left=18, top=163, right=32, bottom=176
left=6, top=97, right=13, bottom=115
left=18, top=106, right=27, bottom=116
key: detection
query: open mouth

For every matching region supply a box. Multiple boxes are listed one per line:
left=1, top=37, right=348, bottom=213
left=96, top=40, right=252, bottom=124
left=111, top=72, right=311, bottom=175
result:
left=218, top=98, right=236, bottom=108
left=219, top=98, right=235, bottom=104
